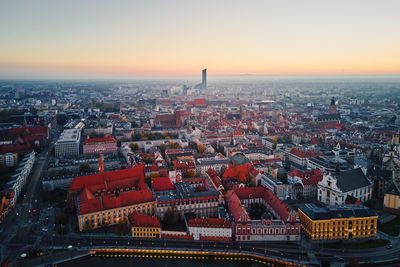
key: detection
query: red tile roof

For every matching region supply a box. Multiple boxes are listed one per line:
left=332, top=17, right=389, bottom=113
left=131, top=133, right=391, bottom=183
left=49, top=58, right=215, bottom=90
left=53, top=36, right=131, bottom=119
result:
left=288, top=169, right=323, bottom=186
left=206, top=168, right=222, bottom=188
left=234, top=187, right=291, bottom=221
left=0, top=143, right=32, bottom=154
left=78, top=188, right=154, bottom=215
left=83, top=135, right=116, bottom=145
left=289, top=148, right=323, bottom=158
left=68, top=164, right=155, bottom=215
left=193, top=98, right=207, bottom=106
left=69, top=165, right=145, bottom=193
left=152, top=177, right=175, bottom=192
left=225, top=190, right=248, bottom=222
left=188, top=218, right=231, bottom=228
left=128, top=211, right=161, bottom=228
left=8, top=126, right=48, bottom=136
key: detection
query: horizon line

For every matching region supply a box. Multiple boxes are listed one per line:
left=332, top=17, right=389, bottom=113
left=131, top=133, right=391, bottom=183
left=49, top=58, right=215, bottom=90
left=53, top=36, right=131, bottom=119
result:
left=1, top=72, right=400, bottom=81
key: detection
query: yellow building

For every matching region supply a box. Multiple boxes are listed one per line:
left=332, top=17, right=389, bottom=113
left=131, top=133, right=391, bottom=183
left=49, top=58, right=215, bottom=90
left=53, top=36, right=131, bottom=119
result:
left=78, top=200, right=155, bottom=231
left=128, top=211, right=161, bottom=238
left=384, top=182, right=400, bottom=214
left=298, top=203, right=378, bottom=240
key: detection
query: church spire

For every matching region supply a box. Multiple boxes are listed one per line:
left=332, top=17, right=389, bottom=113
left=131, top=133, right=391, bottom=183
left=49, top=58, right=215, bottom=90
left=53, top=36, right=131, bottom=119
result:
left=99, top=154, right=104, bottom=174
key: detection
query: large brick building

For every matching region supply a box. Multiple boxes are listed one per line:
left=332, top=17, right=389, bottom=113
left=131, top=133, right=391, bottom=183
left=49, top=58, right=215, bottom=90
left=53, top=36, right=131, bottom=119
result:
left=83, top=134, right=117, bottom=154
left=68, top=160, right=155, bottom=231
left=225, top=187, right=300, bottom=241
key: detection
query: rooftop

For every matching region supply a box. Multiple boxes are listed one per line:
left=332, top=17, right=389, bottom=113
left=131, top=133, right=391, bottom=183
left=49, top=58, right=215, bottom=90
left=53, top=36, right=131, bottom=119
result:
left=299, top=203, right=377, bottom=220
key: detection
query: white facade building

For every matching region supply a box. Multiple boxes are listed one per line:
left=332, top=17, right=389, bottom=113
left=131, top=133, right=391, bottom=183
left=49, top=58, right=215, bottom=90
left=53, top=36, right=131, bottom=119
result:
left=188, top=218, right=232, bottom=240
left=0, top=153, right=18, bottom=167
left=7, top=151, right=36, bottom=206
left=55, top=128, right=81, bottom=157
left=317, top=168, right=372, bottom=206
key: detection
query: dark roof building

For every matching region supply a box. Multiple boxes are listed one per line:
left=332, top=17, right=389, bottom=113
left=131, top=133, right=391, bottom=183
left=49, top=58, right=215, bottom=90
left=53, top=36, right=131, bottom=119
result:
left=298, top=203, right=377, bottom=221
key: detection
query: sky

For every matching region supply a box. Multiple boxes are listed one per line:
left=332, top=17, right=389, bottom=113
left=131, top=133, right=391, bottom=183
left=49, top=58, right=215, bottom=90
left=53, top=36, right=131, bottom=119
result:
left=1, top=0, right=400, bottom=79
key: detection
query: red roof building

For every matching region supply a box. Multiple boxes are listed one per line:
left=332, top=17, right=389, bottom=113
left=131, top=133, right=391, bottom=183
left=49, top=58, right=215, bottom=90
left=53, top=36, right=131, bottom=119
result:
left=188, top=217, right=232, bottom=241
left=225, top=187, right=300, bottom=242
left=152, top=177, right=175, bottom=192
left=288, top=147, right=323, bottom=166
left=206, top=168, right=223, bottom=190
left=154, top=110, right=184, bottom=128
left=128, top=211, right=161, bottom=228
left=68, top=163, right=155, bottom=231
left=83, top=134, right=117, bottom=154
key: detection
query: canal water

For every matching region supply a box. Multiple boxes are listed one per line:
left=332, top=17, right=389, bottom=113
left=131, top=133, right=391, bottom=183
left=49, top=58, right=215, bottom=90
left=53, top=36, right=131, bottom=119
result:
left=59, top=256, right=265, bottom=267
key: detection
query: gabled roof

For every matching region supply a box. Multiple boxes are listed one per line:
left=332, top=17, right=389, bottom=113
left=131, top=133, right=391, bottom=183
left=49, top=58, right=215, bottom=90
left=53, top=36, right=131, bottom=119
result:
left=128, top=211, right=161, bottom=227
left=336, top=168, right=371, bottom=193
left=386, top=182, right=400, bottom=196
left=234, top=187, right=290, bottom=221
left=225, top=190, right=248, bottom=222
left=69, top=164, right=145, bottom=192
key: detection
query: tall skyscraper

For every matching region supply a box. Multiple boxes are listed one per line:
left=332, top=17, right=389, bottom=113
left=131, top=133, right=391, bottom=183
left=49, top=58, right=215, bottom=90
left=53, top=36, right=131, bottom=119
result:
left=202, top=69, right=207, bottom=89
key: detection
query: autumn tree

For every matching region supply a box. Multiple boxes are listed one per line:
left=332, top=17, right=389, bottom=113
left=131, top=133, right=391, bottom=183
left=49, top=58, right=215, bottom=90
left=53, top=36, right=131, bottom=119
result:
left=129, top=142, right=139, bottom=152
left=167, top=142, right=180, bottom=149
left=197, top=144, right=206, bottom=153
left=272, top=136, right=278, bottom=150
left=185, top=170, right=196, bottom=178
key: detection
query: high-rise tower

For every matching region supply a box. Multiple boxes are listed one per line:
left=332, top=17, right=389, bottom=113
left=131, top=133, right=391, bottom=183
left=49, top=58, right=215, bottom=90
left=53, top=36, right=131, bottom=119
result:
left=329, top=97, right=337, bottom=114
left=201, top=69, right=207, bottom=89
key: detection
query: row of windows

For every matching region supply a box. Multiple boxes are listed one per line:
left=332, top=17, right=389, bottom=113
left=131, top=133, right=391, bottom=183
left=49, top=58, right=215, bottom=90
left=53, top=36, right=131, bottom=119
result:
left=82, top=204, right=154, bottom=224
left=314, top=230, right=375, bottom=238
left=158, top=199, right=217, bottom=207
left=133, top=227, right=160, bottom=232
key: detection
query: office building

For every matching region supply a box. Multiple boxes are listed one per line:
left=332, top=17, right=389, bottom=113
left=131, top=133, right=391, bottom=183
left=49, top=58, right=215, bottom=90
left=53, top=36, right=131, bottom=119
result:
left=55, top=128, right=81, bottom=157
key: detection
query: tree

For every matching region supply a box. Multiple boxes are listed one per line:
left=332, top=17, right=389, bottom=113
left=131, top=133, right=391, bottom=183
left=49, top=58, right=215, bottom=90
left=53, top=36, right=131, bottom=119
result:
left=55, top=212, right=68, bottom=225
left=146, top=173, right=161, bottom=188
left=115, top=219, right=130, bottom=235
left=197, top=144, right=206, bottom=153
left=79, top=162, right=91, bottom=173
left=58, top=168, right=69, bottom=176
left=185, top=170, right=196, bottom=178
left=272, top=136, right=278, bottom=150
left=131, top=121, right=139, bottom=128
left=129, top=143, right=139, bottom=152
left=167, top=142, right=180, bottom=149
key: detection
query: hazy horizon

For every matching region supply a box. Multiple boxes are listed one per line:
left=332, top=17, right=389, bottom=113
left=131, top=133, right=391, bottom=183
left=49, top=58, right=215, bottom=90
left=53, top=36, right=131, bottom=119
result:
left=1, top=0, right=400, bottom=79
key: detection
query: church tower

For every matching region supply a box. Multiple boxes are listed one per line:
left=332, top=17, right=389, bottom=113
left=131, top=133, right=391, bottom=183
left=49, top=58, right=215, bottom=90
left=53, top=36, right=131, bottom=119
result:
left=329, top=97, right=337, bottom=114
left=99, top=154, right=104, bottom=174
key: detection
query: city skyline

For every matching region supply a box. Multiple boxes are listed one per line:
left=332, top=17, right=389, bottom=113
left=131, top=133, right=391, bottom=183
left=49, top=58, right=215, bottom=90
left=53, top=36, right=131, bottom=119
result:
left=1, top=0, right=400, bottom=79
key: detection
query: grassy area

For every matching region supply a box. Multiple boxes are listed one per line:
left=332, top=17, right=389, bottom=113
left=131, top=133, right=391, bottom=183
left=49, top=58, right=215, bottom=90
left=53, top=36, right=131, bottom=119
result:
left=379, top=215, right=400, bottom=236
left=323, top=239, right=389, bottom=250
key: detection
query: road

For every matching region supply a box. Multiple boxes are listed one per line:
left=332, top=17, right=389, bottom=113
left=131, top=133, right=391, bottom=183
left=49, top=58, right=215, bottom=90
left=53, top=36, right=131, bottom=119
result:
left=4, top=232, right=400, bottom=267
left=0, top=130, right=57, bottom=264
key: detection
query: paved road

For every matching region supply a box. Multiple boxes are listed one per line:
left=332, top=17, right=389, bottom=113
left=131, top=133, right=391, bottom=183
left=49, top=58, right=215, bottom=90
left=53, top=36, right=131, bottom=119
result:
left=0, top=135, right=56, bottom=264
left=5, top=232, right=399, bottom=267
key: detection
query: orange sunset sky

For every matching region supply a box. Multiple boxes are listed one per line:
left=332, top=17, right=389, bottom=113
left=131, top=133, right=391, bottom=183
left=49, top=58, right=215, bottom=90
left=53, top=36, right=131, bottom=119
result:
left=1, top=0, right=400, bottom=78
